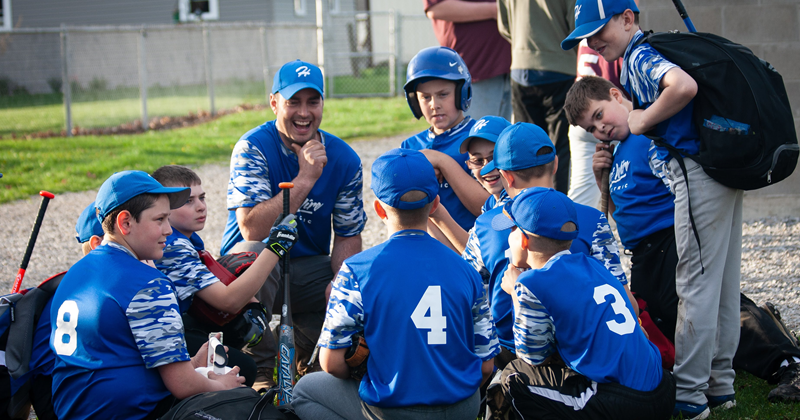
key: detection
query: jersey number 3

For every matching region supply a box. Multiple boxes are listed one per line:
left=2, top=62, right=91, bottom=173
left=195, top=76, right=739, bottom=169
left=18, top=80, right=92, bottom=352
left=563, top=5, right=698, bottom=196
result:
left=54, top=300, right=80, bottom=356
left=593, top=284, right=635, bottom=335
left=411, top=286, right=447, bottom=345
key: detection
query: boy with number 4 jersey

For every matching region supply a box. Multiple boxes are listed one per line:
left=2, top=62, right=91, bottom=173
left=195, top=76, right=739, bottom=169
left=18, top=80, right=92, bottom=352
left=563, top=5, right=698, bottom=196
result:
left=293, top=149, right=499, bottom=420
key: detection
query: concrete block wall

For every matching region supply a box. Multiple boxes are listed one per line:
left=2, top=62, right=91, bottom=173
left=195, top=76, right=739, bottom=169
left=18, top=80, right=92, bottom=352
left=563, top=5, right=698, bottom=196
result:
left=639, top=0, right=800, bottom=199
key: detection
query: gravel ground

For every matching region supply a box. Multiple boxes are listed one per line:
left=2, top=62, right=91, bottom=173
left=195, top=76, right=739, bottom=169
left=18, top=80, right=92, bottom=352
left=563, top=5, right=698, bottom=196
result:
left=2, top=134, right=799, bottom=333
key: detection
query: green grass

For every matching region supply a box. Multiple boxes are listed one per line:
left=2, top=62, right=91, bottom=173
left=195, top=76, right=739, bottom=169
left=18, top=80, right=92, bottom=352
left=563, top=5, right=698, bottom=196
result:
left=686, top=370, right=800, bottom=419
left=331, top=65, right=392, bottom=95
left=0, top=96, right=428, bottom=204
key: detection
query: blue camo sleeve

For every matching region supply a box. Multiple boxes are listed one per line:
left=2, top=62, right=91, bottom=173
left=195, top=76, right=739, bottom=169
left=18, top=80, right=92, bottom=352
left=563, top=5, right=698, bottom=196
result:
left=318, top=264, right=363, bottom=349
left=462, top=228, right=490, bottom=283
left=590, top=213, right=628, bottom=285
left=627, top=45, right=678, bottom=105
left=156, top=237, right=219, bottom=302
left=228, top=139, right=273, bottom=210
left=472, top=284, right=500, bottom=361
left=332, top=164, right=367, bottom=237
left=514, top=283, right=555, bottom=365
left=126, top=278, right=190, bottom=368
left=648, top=140, right=674, bottom=195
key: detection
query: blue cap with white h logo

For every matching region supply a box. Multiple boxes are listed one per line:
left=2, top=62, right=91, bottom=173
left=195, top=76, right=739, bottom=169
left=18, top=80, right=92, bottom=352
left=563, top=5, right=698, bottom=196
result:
left=561, top=0, right=639, bottom=50
left=272, top=59, right=325, bottom=99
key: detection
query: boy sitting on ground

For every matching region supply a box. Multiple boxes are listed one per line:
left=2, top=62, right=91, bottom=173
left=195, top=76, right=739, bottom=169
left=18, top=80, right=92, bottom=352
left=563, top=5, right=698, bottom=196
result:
left=152, top=165, right=298, bottom=389
left=292, top=149, right=499, bottom=419
left=496, top=187, right=674, bottom=420
left=49, top=171, right=243, bottom=420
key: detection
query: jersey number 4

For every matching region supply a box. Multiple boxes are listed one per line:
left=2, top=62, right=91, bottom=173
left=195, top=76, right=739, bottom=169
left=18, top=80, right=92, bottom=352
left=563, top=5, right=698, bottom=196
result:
left=593, top=284, right=636, bottom=335
left=411, top=286, right=447, bottom=345
left=54, top=300, right=79, bottom=356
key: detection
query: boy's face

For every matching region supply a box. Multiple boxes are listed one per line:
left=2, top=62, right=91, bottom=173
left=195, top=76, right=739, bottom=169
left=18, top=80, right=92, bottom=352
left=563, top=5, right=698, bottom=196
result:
left=270, top=88, right=323, bottom=147
left=587, top=11, right=636, bottom=63
left=169, top=184, right=206, bottom=238
left=416, top=79, right=463, bottom=135
left=576, top=91, right=631, bottom=142
left=125, top=195, right=172, bottom=261
left=467, top=138, right=503, bottom=196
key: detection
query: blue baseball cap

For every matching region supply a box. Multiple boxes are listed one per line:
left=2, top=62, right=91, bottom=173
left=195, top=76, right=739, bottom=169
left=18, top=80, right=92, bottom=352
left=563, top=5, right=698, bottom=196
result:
left=460, top=116, right=512, bottom=154
left=75, top=201, right=104, bottom=243
left=492, top=188, right=579, bottom=241
left=371, top=148, right=439, bottom=210
left=272, top=60, right=324, bottom=99
left=480, top=122, right=556, bottom=176
left=95, top=170, right=190, bottom=223
left=561, top=0, right=639, bottom=50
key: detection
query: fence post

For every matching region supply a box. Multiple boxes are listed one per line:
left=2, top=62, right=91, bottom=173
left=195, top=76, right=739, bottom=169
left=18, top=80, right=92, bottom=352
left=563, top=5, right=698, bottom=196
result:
left=60, top=24, right=72, bottom=137
left=259, top=26, right=270, bottom=104
left=202, top=24, right=216, bottom=116
left=138, top=26, right=149, bottom=131
left=315, top=0, right=327, bottom=96
left=394, top=12, right=403, bottom=96
left=388, top=10, right=396, bottom=96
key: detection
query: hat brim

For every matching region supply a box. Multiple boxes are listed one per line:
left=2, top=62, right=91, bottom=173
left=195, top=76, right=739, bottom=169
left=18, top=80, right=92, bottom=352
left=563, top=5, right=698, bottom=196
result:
left=561, top=17, right=612, bottom=50
left=480, top=160, right=497, bottom=177
left=151, top=186, right=191, bottom=210
left=491, top=211, right=515, bottom=231
left=277, top=83, right=324, bottom=100
left=460, top=133, right=499, bottom=154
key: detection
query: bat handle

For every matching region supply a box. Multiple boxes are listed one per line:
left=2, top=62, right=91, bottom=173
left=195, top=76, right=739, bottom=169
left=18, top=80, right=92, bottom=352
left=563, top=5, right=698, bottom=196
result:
left=13, top=191, right=55, bottom=293
left=600, top=168, right=610, bottom=218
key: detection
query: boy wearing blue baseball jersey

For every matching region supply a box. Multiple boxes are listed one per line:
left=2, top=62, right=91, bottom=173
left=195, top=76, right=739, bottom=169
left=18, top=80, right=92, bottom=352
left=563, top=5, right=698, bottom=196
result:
left=49, top=171, right=244, bottom=420
left=293, top=149, right=500, bottom=420
left=465, top=122, right=632, bottom=369
left=563, top=1, right=743, bottom=417
left=496, top=188, right=674, bottom=420
left=153, top=165, right=298, bottom=389
left=402, top=46, right=491, bottom=243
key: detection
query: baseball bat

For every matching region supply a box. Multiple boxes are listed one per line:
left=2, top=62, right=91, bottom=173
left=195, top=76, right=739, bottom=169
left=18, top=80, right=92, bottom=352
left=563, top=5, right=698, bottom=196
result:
left=277, top=182, right=295, bottom=406
left=671, top=0, right=697, bottom=33
left=599, top=142, right=611, bottom=218
left=12, top=191, right=55, bottom=294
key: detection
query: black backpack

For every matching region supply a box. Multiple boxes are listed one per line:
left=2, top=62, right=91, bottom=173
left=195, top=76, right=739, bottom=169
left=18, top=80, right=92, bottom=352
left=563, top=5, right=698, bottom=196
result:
left=633, top=30, right=799, bottom=190
left=159, top=387, right=291, bottom=420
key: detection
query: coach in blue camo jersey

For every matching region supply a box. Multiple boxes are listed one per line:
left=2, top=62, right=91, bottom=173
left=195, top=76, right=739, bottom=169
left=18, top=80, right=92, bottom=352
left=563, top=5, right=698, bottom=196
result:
left=222, top=60, right=366, bottom=381
left=464, top=123, right=631, bottom=369
left=496, top=188, right=674, bottom=419
left=49, top=171, right=243, bottom=420
left=293, top=149, right=499, bottom=420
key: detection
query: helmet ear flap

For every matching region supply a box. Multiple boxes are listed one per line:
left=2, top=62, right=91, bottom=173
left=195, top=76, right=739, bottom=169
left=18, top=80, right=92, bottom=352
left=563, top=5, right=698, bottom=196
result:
left=407, top=91, right=423, bottom=120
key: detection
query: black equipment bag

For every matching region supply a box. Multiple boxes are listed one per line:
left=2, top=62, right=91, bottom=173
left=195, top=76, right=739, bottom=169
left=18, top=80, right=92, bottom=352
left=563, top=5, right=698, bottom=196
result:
left=633, top=31, right=799, bottom=190
left=159, top=387, right=288, bottom=420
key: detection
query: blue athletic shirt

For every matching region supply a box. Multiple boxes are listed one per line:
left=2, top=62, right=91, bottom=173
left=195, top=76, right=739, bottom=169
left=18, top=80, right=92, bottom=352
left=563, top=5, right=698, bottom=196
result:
left=610, top=135, right=675, bottom=249
left=318, top=230, right=500, bottom=407
left=50, top=242, right=190, bottom=420
left=156, top=230, right=218, bottom=313
left=514, top=251, right=663, bottom=392
left=223, top=121, right=366, bottom=256
left=621, top=30, right=699, bottom=162
left=402, top=117, right=478, bottom=231
left=462, top=190, right=627, bottom=351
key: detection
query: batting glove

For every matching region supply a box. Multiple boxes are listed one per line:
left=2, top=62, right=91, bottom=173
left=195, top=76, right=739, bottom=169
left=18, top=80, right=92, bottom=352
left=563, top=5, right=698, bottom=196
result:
left=265, top=214, right=298, bottom=258
left=241, top=302, right=270, bottom=347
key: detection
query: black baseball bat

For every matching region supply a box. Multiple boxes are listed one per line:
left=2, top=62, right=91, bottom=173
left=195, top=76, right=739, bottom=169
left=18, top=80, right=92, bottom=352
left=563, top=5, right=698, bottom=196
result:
left=277, top=182, right=295, bottom=405
left=13, top=191, right=55, bottom=293
left=599, top=142, right=611, bottom=218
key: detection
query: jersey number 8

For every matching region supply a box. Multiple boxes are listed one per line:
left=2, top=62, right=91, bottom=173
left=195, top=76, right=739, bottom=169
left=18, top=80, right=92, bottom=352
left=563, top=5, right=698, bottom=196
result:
left=411, top=285, right=447, bottom=345
left=54, top=300, right=80, bottom=356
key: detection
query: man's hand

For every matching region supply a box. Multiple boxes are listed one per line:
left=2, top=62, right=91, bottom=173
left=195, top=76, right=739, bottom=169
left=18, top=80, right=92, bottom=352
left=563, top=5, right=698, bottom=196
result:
left=208, top=366, right=245, bottom=388
left=592, top=142, right=614, bottom=188
left=501, top=264, right=521, bottom=296
left=292, top=140, right=328, bottom=183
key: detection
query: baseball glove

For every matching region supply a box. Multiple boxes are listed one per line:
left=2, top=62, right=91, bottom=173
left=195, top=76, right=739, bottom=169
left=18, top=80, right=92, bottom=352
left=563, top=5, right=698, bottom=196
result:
left=345, top=335, right=370, bottom=381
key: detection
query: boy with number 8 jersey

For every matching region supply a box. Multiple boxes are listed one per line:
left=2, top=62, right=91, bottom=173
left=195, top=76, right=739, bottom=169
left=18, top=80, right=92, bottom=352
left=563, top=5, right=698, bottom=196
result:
left=293, top=149, right=499, bottom=420
left=49, top=171, right=244, bottom=420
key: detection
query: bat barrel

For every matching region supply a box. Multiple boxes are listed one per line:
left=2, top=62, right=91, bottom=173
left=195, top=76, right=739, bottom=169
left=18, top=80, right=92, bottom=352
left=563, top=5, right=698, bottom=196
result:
left=13, top=191, right=55, bottom=293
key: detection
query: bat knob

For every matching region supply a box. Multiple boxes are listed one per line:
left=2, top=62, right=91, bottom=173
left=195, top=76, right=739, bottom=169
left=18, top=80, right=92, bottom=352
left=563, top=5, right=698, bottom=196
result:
left=279, top=182, right=294, bottom=189
left=39, top=191, right=55, bottom=199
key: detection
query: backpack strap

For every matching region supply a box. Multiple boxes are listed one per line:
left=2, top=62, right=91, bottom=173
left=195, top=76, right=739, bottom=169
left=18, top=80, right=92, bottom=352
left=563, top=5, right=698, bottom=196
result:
left=6, top=272, right=65, bottom=380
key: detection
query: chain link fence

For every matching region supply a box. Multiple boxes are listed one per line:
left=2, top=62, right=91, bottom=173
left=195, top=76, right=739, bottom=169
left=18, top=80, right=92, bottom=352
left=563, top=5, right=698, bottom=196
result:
left=0, top=11, right=436, bottom=137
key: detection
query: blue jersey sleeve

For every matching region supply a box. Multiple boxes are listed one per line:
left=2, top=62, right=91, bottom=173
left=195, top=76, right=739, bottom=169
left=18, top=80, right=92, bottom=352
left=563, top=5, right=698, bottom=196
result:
left=624, top=38, right=678, bottom=105
left=156, top=236, right=219, bottom=303
left=332, top=164, right=367, bottom=237
left=318, top=263, right=364, bottom=349
left=647, top=140, right=674, bottom=195
left=227, top=139, right=273, bottom=210
left=472, top=289, right=500, bottom=361
left=513, top=283, right=555, bottom=365
left=462, top=228, right=490, bottom=283
left=589, top=213, right=627, bottom=285
left=126, top=278, right=190, bottom=368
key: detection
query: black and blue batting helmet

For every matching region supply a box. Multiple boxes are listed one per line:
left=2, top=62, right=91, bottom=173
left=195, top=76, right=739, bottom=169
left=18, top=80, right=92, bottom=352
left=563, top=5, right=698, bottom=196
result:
left=404, top=46, right=472, bottom=119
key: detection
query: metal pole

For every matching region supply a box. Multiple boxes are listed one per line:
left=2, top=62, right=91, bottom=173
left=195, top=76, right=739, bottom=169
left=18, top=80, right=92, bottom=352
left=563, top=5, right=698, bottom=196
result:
left=388, top=10, right=396, bottom=96
left=60, top=24, right=72, bottom=137
left=259, top=26, right=271, bottom=104
left=138, top=26, right=149, bottom=131
left=394, top=12, right=403, bottom=96
left=202, top=24, right=216, bottom=116
left=315, top=0, right=326, bottom=96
